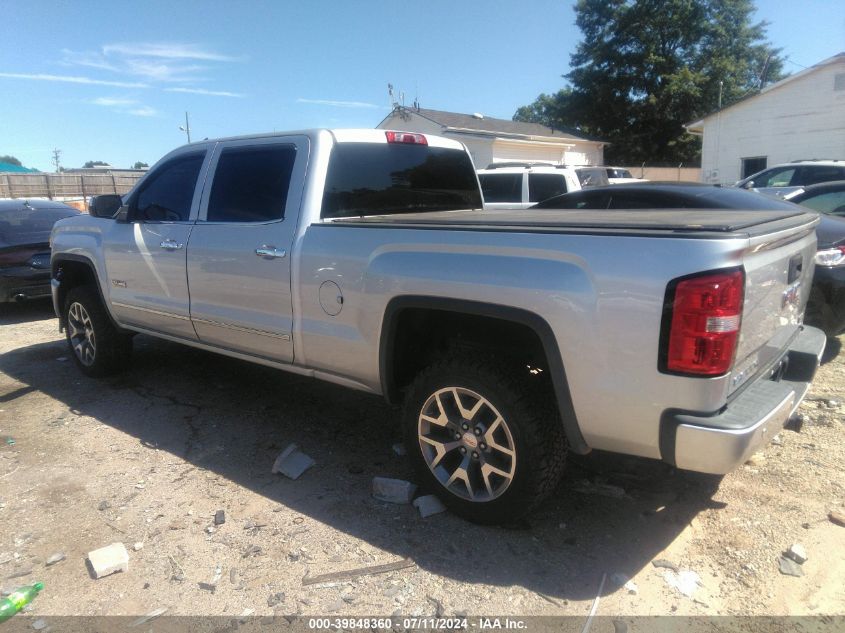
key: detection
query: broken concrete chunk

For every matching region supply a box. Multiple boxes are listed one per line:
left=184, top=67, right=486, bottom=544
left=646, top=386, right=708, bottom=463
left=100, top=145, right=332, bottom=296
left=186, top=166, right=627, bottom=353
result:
left=784, top=544, right=807, bottom=565
left=88, top=542, right=129, bottom=579
left=45, top=552, right=66, bottom=566
left=214, top=509, right=226, bottom=525
left=413, top=495, right=446, bottom=518
left=272, top=444, right=316, bottom=480
left=663, top=570, right=701, bottom=597
left=778, top=556, right=804, bottom=577
left=132, top=542, right=144, bottom=552
left=828, top=511, right=845, bottom=527
left=372, top=477, right=417, bottom=504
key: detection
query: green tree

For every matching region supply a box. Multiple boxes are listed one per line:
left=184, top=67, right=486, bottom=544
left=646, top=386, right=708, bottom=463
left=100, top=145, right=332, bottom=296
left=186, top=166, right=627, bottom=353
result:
left=132, top=161, right=149, bottom=169
left=83, top=160, right=110, bottom=168
left=514, top=0, right=784, bottom=164
left=0, top=155, right=22, bottom=166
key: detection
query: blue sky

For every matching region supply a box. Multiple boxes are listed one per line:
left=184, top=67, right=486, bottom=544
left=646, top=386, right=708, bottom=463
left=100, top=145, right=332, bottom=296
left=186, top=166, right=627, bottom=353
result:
left=2, top=0, right=842, bottom=171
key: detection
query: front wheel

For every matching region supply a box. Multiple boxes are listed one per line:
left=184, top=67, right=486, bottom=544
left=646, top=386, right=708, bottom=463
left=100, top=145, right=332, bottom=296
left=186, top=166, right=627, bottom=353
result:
left=402, top=354, right=567, bottom=524
left=64, top=286, right=132, bottom=377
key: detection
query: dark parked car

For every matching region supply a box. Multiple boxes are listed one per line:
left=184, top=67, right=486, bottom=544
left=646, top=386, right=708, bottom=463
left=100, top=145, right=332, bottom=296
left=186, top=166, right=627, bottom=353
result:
left=532, top=182, right=801, bottom=210
left=785, top=182, right=845, bottom=337
left=0, top=199, right=80, bottom=303
left=533, top=183, right=845, bottom=337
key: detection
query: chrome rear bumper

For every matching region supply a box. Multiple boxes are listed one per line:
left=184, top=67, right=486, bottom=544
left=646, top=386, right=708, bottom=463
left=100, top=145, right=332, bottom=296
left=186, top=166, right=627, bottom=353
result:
left=664, top=325, right=826, bottom=474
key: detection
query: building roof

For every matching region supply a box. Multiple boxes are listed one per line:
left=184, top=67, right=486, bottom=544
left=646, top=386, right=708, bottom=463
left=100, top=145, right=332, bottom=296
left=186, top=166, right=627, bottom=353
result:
left=0, top=162, right=39, bottom=173
left=381, top=107, right=604, bottom=144
left=686, top=52, right=845, bottom=131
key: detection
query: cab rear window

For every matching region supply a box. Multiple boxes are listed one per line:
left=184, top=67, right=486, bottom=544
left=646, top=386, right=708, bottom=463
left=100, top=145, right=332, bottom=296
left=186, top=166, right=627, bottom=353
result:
left=321, top=143, right=482, bottom=218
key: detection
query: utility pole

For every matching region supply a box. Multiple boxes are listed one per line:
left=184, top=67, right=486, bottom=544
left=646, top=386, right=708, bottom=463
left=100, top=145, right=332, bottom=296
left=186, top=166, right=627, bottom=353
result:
left=51, top=148, right=62, bottom=173
left=179, top=112, right=191, bottom=143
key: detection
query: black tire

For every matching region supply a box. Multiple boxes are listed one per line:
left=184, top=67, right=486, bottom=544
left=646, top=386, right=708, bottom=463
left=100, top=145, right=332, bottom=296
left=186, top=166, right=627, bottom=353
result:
left=64, top=286, right=132, bottom=377
left=402, top=353, right=567, bottom=524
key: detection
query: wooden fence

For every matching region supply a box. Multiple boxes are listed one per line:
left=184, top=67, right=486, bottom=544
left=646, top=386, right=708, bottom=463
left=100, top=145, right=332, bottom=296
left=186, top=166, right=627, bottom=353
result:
left=619, top=166, right=702, bottom=182
left=0, top=172, right=145, bottom=201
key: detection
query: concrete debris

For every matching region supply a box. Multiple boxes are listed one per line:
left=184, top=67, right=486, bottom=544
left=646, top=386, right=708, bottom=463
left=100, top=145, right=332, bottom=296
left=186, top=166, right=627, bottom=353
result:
left=205, top=526, right=216, bottom=534
left=132, top=542, right=144, bottom=551
left=32, top=618, right=48, bottom=630
left=45, top=552, right=66, bottom=566
left=130, top=607, right=168, bottom=627
left=784, top=543, right=807, bottom=565
left=624, top=580, right=639, bottom=595
left=88, top=542, right=129, bottom=579
left=199, top=564, right=222, bottom=593
left=372, top=477, right=417, bottom=504
left=778, top=556, right=804, bottom=577
left=214, top=510, right=226, bottom=525
left=828, top=511, right=845, bottom=527
left=413, top=495, right=447, bottom=518
left=272, top=444, right=316, bottom=480
left=572, top=479, right=626, bottom=499
left=97, top=500, right=111, bottom=511
left=651, top=559, right=680, bottom=573
left=392, top=443, right=407, bottom=456
left=663, top=570, right=701, bottom=598
left=267, top=592, right=285, bottom=607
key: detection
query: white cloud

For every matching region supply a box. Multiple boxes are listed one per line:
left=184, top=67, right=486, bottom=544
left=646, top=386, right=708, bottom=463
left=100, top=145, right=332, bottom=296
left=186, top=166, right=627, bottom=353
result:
left=90, top=97, right=137, bottom=107
left=297, top=98, right=381, bottom=109
left=166, top=87, right=244, bottom=98
left=102, top=42, right=242, bottom=62
left=127, top=106, right=158, bottom=117
left=0, top=72, right=148, bottom=88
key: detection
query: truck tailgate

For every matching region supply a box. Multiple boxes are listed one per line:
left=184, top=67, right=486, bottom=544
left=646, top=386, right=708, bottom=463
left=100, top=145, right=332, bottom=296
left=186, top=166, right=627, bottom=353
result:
left=730, top=217, right=819, bottom=395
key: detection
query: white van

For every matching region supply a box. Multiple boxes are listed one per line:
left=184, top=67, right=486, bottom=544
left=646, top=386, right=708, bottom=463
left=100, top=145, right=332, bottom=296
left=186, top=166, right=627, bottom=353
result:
left=477, top=163, right=581, bottom=209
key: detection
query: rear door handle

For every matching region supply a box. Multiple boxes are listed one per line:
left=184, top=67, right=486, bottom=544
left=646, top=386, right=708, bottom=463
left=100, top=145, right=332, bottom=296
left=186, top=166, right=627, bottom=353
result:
left=160, top=239, right=184, bottom=250
left=255, top=245, right=286, bottom=259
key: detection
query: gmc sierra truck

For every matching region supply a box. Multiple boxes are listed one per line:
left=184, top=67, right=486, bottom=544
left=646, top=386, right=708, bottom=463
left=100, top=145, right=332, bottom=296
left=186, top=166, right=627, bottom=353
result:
left=50, top=129, right=826, bottom=524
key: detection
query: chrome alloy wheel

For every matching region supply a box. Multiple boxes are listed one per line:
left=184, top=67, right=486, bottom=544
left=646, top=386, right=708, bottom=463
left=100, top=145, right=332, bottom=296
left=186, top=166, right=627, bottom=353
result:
left=67, top=301, right=96, bottom=367
left=417, top=387, right=517, bottom=502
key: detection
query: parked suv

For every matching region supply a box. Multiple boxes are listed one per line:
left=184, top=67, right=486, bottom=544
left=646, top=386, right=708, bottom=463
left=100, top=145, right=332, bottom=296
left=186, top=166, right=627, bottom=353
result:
left=736, top=160, right=845, bottom=198
left=477, top=163, right=581, bottom=209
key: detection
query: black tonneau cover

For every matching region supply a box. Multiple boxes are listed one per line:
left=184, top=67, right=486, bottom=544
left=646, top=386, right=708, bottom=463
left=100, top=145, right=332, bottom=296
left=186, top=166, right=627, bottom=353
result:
left=326, top=208, right=820, bottom=239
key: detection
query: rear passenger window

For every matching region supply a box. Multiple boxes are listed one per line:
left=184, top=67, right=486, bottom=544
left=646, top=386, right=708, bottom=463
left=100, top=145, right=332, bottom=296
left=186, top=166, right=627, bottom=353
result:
left=528, top=173, right=568, bottom=202
left=207, top=145, right=296, bottom=223
left=479, top=174, right=522, bottom=203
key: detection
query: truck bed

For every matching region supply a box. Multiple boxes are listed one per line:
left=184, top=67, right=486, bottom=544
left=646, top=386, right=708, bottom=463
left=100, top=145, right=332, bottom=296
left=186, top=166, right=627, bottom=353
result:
left=327, top=207, right=818, bottom=239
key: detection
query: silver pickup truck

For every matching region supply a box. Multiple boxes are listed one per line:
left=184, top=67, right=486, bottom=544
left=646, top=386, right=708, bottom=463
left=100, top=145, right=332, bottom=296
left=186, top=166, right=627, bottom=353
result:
left=50, top=129, right=826, bottom=524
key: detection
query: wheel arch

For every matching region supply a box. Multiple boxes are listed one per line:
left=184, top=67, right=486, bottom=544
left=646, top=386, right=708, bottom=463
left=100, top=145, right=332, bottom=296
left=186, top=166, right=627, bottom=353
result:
left=52, top=254, right=117, bottom=330
left=379, top=295, right=589, bottom=454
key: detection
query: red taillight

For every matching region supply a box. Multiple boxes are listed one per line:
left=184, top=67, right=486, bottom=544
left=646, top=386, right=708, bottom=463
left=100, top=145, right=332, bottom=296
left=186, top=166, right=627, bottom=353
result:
left=663, top=268, right=744, bottom=376
left=385, top=130, right=427, bottom=145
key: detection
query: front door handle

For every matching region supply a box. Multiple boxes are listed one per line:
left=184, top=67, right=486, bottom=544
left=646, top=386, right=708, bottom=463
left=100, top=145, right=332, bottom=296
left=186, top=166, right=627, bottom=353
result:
left=160, top=239, right=184, bottom=250
left=255, top=245, right=286, bottom=259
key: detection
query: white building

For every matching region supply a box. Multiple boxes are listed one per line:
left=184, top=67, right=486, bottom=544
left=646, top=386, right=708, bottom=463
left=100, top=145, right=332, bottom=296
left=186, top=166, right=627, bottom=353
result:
left=686, top=53, right=845, bottom=185
left=377, top=107, right=605, bottom=168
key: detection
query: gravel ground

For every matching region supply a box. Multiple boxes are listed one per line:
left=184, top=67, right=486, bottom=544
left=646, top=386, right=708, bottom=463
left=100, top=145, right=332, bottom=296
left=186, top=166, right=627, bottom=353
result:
left=1, top=300, right=844, bottom=621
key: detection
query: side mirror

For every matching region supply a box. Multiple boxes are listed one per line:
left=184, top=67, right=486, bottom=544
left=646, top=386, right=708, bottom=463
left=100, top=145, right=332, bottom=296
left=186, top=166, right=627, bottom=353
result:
left=742, top=180, right=755, bottom=190
left=88, top=194, right=123, bottom=218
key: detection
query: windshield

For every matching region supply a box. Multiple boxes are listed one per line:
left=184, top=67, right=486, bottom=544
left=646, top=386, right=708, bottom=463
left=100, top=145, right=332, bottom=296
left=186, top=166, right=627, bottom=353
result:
left=321, top=143, right=482, bottom=218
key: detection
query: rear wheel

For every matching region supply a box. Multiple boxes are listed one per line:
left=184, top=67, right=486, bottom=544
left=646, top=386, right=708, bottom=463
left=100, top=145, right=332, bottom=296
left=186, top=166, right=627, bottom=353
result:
left=403, top=353, right=567, bottom=524
left=64, top=286, right=132, bottom=377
